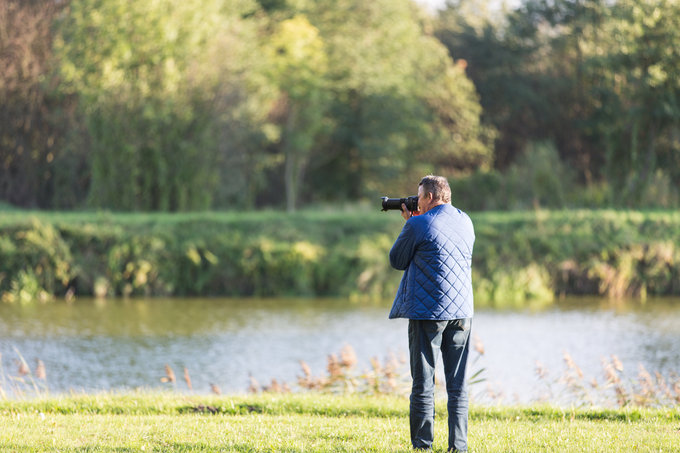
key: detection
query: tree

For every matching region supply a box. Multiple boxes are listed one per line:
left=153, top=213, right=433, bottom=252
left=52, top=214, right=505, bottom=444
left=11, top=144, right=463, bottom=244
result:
left=54, top=0, right=249, bottom=210
left=48, top=0, right=494, bottom=211
left=0, top=0, right=73, bottom=208
left=303, top=0, right=494, bottom=200
left=437, top=0, right=680, bottom=207
left=585, top=0, right=680, bottom=204
left=436, top=0, right=607, bottom=177
left=264, top=15, right=330, bottom=212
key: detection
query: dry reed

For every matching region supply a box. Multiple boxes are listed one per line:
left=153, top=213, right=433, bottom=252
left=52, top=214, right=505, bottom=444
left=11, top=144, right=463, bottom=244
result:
left=36, top=360, right=46, bottom=380
left=161, top=364, right=176, bottom=385
left=532, top=352, right=680, bottom=407
left=183, top=367, right=192, bottom=390
left=3, top=342, right=678, bottom=408
left=0, top=348, right=48, bottom=398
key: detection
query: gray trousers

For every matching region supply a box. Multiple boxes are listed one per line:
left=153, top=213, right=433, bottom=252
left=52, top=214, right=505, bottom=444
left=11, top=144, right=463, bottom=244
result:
left=408, top=318, right=471, bottom=452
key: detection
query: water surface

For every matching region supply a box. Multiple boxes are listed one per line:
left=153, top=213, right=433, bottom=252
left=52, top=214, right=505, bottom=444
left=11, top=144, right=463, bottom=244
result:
left=1, top=297, right=679, bottom=402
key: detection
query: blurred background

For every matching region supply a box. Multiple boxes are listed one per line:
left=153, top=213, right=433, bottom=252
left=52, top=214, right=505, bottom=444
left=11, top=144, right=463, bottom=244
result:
left=3, top=0, right=679, bottom=213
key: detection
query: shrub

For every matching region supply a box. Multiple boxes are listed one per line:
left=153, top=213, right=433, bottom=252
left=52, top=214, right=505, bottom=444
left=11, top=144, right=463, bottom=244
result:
left=0, top=220, right=73, bottom=301
left=1, top=210, right=680, bottom=305
left=449, top=141, right=576, bottom=211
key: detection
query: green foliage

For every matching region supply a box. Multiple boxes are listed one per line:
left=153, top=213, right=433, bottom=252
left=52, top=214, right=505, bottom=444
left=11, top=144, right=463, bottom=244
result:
left=449, top=141, right=575, bottom=210
left=34, top=0, right=494, bottom=212
left=53, top=0, right=258, bottom=211
left=474, top=264, right=554, bottom=310
left=2, top=210, right=680, bottom=306
left=0, top=219, right=73, bottom=303
left=584, top=0, right=680, bottom=205
left=436, top=0, right=680, bottom=208
left=303, top=0, right=494, bottom=201
left=3, top=270, right=51, bottom=305
left=6, top=0, right=680, bottom=211
left=265, top=15, right=331, bottom=211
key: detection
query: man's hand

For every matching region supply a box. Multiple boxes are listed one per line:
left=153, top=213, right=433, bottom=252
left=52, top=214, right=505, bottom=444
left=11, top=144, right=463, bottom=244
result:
left=401, top=203, right=412, bottom=221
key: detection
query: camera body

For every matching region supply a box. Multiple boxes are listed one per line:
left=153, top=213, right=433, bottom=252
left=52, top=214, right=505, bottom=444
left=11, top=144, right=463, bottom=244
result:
left=381, top=195, right=419, bottom=212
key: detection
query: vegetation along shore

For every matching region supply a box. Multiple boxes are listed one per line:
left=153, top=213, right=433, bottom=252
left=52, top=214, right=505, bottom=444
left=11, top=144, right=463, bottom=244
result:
left=1, top=209, right=679, bottom=306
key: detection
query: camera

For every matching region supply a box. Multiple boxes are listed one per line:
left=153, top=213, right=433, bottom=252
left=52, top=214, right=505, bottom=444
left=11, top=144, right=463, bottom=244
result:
left=381, top=196, right=419, bottom=212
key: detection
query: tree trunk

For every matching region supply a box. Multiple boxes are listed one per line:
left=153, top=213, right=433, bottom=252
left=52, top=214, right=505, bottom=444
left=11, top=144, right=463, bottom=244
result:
left=284, top=105, right=299, bottom=213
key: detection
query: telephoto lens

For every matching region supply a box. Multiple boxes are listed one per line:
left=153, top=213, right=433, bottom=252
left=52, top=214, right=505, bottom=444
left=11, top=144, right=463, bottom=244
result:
left=381, top=196, right=418, bottom=212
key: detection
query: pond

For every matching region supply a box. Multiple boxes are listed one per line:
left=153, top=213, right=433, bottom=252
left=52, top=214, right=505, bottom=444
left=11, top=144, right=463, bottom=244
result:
left=1, top=297, right=679, bottom=403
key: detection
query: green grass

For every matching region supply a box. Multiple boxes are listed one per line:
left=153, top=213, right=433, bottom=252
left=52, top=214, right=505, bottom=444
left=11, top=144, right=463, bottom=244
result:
left=1, top=393, right=678, bottom=452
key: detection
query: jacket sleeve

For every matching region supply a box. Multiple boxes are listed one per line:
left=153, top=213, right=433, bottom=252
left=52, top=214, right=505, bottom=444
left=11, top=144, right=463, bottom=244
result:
left=389, top=219, right=418, bottom=270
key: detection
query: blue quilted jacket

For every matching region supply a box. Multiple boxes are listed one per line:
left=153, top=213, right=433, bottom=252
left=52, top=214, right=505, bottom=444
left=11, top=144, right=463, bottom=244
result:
left=388, top=203, right=475, bottom=320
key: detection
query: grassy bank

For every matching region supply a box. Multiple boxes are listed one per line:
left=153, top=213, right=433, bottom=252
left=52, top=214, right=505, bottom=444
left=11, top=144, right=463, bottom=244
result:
left=1, top=393, right=678, bottom=452
left=1, top=209, right=680, bottom=306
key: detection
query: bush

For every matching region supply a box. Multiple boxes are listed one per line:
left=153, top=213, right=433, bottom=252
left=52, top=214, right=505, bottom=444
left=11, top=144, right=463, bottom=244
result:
left=1, top=210, right=680, bottom=305
left=450, top=141, right=577, bottom=211
left=0, top=220, right=73, bottom=301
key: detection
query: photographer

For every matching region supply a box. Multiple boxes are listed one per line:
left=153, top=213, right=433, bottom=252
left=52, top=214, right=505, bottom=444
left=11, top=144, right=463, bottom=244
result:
left=388, top=175, right=475, bottom=452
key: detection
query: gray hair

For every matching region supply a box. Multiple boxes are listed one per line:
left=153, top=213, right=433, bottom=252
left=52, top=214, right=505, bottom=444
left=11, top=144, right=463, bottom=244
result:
left=419, top=175, right=451, bottom=203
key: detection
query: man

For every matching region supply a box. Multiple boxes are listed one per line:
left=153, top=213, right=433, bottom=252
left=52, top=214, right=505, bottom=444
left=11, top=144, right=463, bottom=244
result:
left=389, top=175, right=475, bottom=452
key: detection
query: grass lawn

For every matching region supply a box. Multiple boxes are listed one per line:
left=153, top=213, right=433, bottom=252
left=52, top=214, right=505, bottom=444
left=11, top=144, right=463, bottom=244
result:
left=0, top=393, right=678, bottom=452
